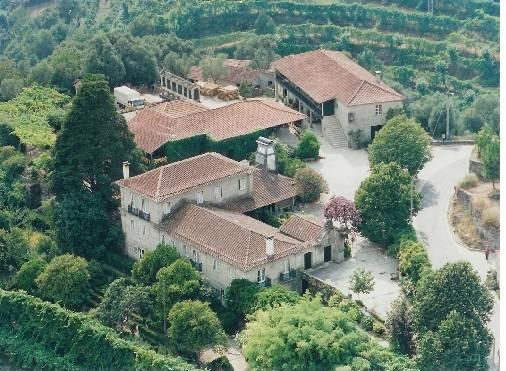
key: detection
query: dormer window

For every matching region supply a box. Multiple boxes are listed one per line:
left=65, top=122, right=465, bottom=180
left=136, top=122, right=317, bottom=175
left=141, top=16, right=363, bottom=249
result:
left=239, top=178, right=246, bottom=191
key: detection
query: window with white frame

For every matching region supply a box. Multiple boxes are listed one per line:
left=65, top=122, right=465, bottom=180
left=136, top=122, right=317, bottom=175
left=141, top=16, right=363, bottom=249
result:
left=196, top=191, right=204, bottom=204
left=375, top=104, right=382, bottom=115
left=184, top=245, right=188, bottom=256
left=193, top=249, right=199, bottom=263
left=239, top=178, right=246, bottom=191
left=163, top=202, right=171, bottom=215
left=138, top=248, right=145, bottom=259
left=257, top=268, right=266, bottom=283
left=214, top=186, right=223, bottom=199
left=213, top=259, right=219, bottom=271
left=283, top=259, right=290, bottom=274
left=141, top=199, right=146, bottom=212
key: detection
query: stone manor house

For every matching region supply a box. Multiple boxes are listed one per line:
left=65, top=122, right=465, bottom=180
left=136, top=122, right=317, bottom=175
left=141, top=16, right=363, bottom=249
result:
left=272, top=49, right=404, bottom=147
left=117, top=139, right=344, bottom=294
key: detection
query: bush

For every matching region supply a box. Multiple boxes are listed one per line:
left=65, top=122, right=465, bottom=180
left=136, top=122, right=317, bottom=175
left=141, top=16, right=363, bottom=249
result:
left=294, top=167, right=328, bottom=203
left=225, top=279, right=260, bottom=315
left=387, top=225, right=418, bottom=257
left=485, top=270, right=499, bottom=290
left=297, top=131, right=320, bottom=159
left=360, top=315, right=374, bottom=331
left=459, top=174, right=479, bottom=189
left=482, top=207, right=500, bottom=229
left=206, top=355, right=233, bottom=371
left=398, top=240, right=431, bottom=285
left=373, top=321, right=386, bottom=336
left=344, top=241, right=352, bottom=258
left=132, top=243, right=179, bottom=284
left=102, top=250, right=135, bottom=274
left=15, top=258, right=47, bottom=294
left=253, top=284, right=300, bottom=311
left=217, top=309, right=241, bottom=335
left=275, top=143, right=305, bottom=177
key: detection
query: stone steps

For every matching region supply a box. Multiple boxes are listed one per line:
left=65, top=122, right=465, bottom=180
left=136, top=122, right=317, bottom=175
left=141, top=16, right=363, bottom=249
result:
left=324, top=121, right=348, bottom=148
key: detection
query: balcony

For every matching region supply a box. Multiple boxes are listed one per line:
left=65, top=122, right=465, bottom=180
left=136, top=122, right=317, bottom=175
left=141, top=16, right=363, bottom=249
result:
left=257, top=277, right=272, bottom=288
left=279, top=269, right=297, bottom=282
left=127, top=205, right=150, bottom=221
left=191, top=260, right=202, bottom=272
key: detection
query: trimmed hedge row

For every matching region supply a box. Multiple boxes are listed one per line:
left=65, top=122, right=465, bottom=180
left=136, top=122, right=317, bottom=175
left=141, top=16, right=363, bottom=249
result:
left=0, top=289, right=198, bottom=371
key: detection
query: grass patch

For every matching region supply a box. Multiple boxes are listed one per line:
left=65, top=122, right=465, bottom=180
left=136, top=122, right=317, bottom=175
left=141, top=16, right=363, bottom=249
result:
left=459, top=174, right=479, bottom=189
left=482, top=207, right=500, bottom=229
left=451, top=201, right=481, bottom=249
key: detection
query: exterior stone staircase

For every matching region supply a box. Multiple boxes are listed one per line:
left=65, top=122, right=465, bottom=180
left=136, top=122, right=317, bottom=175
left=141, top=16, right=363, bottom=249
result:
left=322, top=116, right=348, bottom=148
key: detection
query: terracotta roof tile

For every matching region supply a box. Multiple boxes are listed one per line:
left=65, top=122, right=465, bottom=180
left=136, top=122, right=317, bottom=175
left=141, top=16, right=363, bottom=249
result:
left=159, top=203, right=308, bottom=271
left=272, top=50, right=404, bottom=105
left=128, top=100, right=305, bottom=154
left=280, top=214, right=324, bottom=242
left=222, top=169, right=298, bottom=213
left=117, top=153, right=253, bottom=201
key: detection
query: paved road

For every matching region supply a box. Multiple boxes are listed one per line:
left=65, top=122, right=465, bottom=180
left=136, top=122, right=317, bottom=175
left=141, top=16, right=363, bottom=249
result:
left=413, top=144, right=500, bottom=368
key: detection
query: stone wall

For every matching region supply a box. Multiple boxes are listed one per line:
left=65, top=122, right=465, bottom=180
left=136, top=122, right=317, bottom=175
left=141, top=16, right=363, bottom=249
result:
left=455, top=187, right=499, bottom=250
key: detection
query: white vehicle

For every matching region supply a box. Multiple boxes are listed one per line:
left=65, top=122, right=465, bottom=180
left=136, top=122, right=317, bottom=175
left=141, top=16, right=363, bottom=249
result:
left=114, top=86, right=145, bottom=109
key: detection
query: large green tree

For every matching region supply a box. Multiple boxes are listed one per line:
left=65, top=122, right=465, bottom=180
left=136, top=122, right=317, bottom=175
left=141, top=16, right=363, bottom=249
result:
left=85, top=34, right=126, bottom=87
left=368, top=115, right=432, bottom=176
left=386, top=295, right=415, bottom=355
left=354, top=162, right=421, bottom=245
left=132, top=243, right=179, bottom=285
left=225, top=279, right=261, bottom=315
left=167, top=300, right=227, bottom=355
left=15, top=257, right=47, bottom=294
left=36, top=254, right=91, bottom=310
left=53, top=74, right=140, bottom=204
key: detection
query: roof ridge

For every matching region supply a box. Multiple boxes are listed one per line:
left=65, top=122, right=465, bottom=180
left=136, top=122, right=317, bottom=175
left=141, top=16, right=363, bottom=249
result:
left=293, top=214, right=323, bottom=227
left=362, top=79, right=404, bottom=98
left=155, top=166, right=164, bottom=199
left=346, top=80, right=366, bottom=106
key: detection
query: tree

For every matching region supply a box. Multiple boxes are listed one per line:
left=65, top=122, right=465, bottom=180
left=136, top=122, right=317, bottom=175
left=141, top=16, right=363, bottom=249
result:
left=349, top=268, right=375, bottom=298
left=31, top=30, right=56, bottom=60
left=225, top=279, right=261, bottom=315
left=413, top=262, right=493, bottom=333
left=55, top=191, right=111, bottom=259
left=85, top=34, right=126, bottom=87
left=29, top=61, right=55, bottom=86
left=0, top=227, right=29, bottom=273
left=36, top=254, right=90, bottom=310
left=167, top=300, right=227, bottom=355
left=253, top=285, right=300, bottom=311
left=481, top=134, right=499, bottom=189
left=15, top=258, right=47, bottom=294
left=199, top=54, right=227, bottom=82
left=386, top=296, right=415, bottom=355
left=297, top=131, right=320, bottom=159
left=251, top=47, right=271, bottom=70
left=254, top=12, right=276, bottom=35
left=163, top=51, right=192, bottom=78
left=113, top=35, right=158, bottom=86
left=479, top=48, right=499, bottom=87
left=416, top=311, right=492, bottom=371
left=97, top=277, right=150, bottom=330
left=368, top=115, right=432, bottom=176
left=462, top=93, right=499, bottom=133
left=53, top=74, right=140, bottom=206
left=238, top=80, right=252, bottom=98
left=0, top=79, right=24, bottom=101
left=294, top=167, right=328, bottom=203
left=323, top=195, right=361, bottom=242
left=153, top=259, right=200, bottom=334
left=132, top=243, right=179, bottom=285
left=354, top=162, right=421, bottom=245
left=49, top=42, right=85, bottom=92
left=397, top=240, right=431, bottom=285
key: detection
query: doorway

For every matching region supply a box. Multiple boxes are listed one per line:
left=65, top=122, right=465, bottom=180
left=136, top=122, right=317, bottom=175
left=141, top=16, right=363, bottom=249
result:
left=304, top=252, right=312, bottom=270
left=371, top=125, right=383, bottom=141
left=324, top=246, right=332, bottom=262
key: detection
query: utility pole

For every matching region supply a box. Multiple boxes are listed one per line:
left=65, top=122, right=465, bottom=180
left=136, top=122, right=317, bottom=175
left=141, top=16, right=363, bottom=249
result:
left=446, top=91, right=454, bottom=141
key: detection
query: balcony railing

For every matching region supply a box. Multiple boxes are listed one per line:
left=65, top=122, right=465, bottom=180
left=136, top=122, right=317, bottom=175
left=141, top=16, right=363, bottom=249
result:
left=279, top=269, right=297, bottom=282
left=257, top=277, right=272, bottom=288
left=127, top=205, right=150, bottom=221
left=190, top=260, right=202, bottom=272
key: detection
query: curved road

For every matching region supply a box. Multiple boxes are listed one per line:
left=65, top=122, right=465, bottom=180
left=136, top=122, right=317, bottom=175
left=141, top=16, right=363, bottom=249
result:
left=413, top=145, right=500, bottom=368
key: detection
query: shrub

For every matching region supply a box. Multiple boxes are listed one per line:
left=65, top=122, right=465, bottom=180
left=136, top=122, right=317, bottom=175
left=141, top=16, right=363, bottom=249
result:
left=471, top=196, right=488, bottom=213
left=253, top=284, right=300, bottom=311
left=459, top=174, right=479, bottom=189
left=15, top=258, right=47, bottom=294
left=217, top=309, right=241, bottom=335
left=36, top=254, right=91, bottom=310
left=398, top=240, right=431, bottom=285
left=360, top=315, right=374, bottom=331
left=485, top=270, right=498, bottom=291
left=344, top=242, right=351, bottom=258
left=482, top=207, right=500, bottom=229
left=225, top=279, right=261, bottom=315
left=132, top=243, right=179, bottom=285
left=275, top=143, right=305, bottom=177
left=297, top=131, right=320, bottom=159
left=373, top=322, right=386, bottom=336
left=294, top=167, right=328, bottom=203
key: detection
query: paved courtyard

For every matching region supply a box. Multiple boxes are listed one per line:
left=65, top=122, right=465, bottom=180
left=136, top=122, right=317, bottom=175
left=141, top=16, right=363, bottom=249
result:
left=309, top=237, right=400, bottom=320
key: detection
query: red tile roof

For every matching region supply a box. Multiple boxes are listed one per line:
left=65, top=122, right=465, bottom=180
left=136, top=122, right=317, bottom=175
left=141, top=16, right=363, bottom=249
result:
left=117, top=153, right=253, bottom=201
left=159, top=203, right=309, bottom=271
left=280, top=214, right=324, bottom=242
left=222, top=169, right=298, bottom=213
left=272, top=50, right=404, bottom=105
left=128, top=99, right=305, bottom=154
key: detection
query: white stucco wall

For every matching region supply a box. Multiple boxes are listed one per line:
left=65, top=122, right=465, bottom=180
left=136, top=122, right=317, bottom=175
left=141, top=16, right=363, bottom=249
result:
left=346, top=100, right=403, bottom=141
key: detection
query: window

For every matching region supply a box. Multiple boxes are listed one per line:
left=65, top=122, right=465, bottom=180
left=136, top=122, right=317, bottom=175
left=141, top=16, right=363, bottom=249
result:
left=257, top=268, right=266, bottom=283
left=161, top=235, right=165, bottom=244
left=220, top=288, right=225, bottom=301
left=196, top=191, right=204, bottom=204
left=184, top=245, right=188, bottom=256
left=213, top=259, right=219, bottom=271
left=138, top=248, right=145, bottom=259
left=214, top=186, right=223, bottom=199
left=375, top=104, right=382, bottom=115
left=130, top=194, right=134, bottom=206
left=283, top=260, right=290, bottom=274
left=193, top=250, right=199, bottom=263
left=163, top=202, right=171, bottom=215
left=141, top=199, right=146, bottom=212
left=130, top=220, right=135, bottom=231
left=239, top=178, right=246, bottom=191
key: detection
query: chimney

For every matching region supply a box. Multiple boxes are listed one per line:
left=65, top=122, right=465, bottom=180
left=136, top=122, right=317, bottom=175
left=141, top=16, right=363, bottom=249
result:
left=123, top=161, right=130, bottom=179
left=255, top=137, right=276, bottom=172
left=265, top=235, right=274, bottom=257
left=375, top=71, right=382, bottom=83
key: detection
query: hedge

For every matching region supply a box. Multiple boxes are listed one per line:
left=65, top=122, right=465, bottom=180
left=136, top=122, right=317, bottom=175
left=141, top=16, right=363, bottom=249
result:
left=0, top=289, right=198, bottom=371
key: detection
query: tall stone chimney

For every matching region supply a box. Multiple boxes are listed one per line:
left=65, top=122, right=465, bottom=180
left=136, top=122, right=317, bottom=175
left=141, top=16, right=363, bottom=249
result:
left=265, top=235, right=274, bottom=257
left=255, top=137, right=276, bottom=172
left=375, top=70, right=382, bottom=83
left=123, top=161, right=130, bottom=179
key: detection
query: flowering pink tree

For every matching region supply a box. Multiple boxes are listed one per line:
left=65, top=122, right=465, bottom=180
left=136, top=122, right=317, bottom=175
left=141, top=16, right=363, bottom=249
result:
left=323, top=195, right=362, bottom=242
